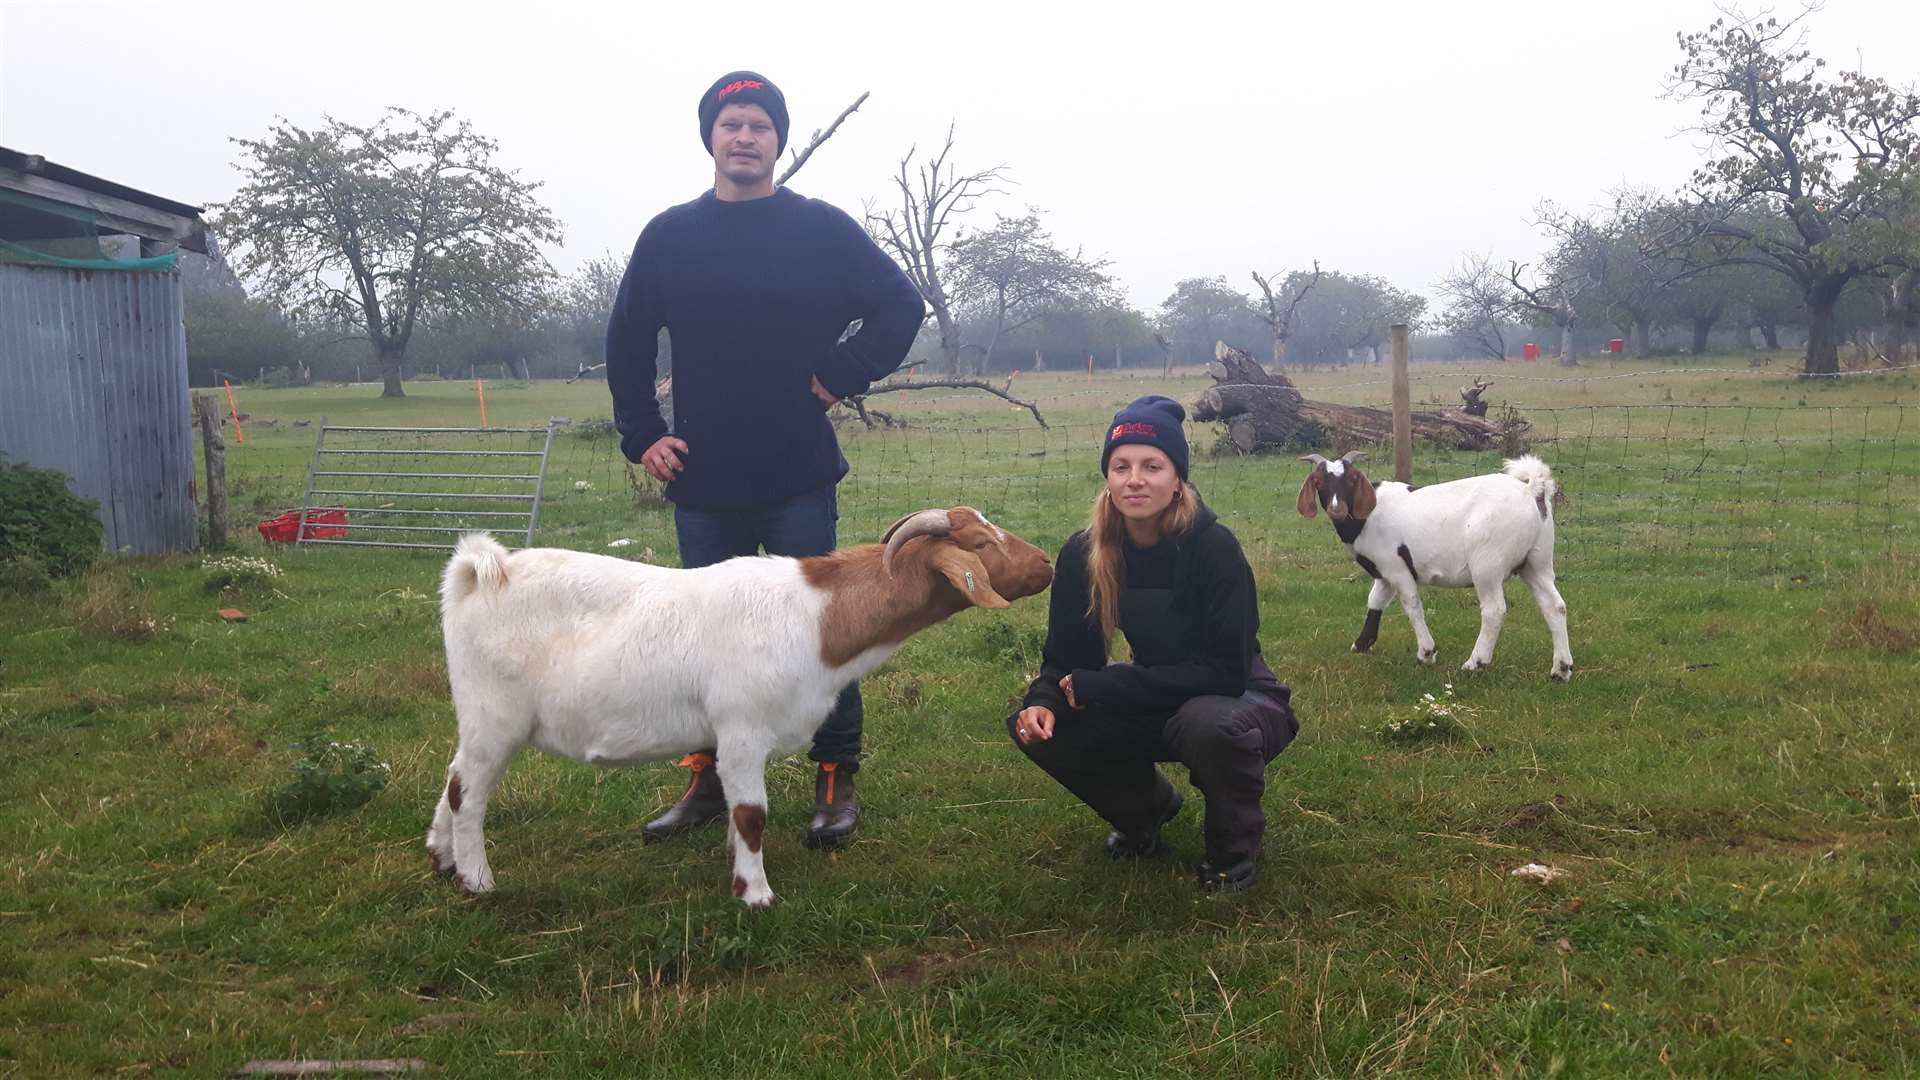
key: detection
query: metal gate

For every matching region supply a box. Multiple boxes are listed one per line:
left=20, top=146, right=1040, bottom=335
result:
left=294, top=422, right=556, bottom=551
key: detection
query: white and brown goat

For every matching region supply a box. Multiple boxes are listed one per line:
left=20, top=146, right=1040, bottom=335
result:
left=1296, top=453, right=1573, bottom=681
left=427, top=507, right=1053, bottom=908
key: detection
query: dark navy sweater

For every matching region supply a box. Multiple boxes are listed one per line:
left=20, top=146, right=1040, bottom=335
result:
left=606, top=187, right=926, bottom=509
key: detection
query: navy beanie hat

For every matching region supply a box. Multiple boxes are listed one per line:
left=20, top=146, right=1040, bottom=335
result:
left=1102, top=395, right=1190, bottom=480
left=698, top=70, right=790, bottom=154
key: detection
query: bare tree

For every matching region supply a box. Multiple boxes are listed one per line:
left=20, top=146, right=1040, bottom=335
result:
left=866, top=127, right=1008, bottom=375
left=1507, top=202, right=1610, bottom=366
left=776, top=92, right=870, bottom=187
left=1436, top=252, right=1516, bottom=362
left=1248, top=262, right=1321, bottom=366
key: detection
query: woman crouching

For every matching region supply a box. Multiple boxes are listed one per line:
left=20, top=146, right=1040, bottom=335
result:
left=1011, top=395, right=1298, bottom=891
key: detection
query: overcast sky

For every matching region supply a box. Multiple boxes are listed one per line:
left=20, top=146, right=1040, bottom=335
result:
left=2, top=0, right=1911, bottom=311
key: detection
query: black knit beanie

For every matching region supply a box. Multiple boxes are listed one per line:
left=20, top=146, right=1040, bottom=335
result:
left=1101, top=395, right=1190, bottom=480
left=698, top=70, right=789, bottom=154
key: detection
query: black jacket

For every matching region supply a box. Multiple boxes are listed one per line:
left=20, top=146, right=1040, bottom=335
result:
left=1023, top=498, right=1264, bottom=717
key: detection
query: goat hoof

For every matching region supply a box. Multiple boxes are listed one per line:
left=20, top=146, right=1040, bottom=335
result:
left=1461, top=658, right=1489, bottom=672
left=1351, top=642, right=1373, bottom=654
left=1551, top=663, right=1573, bottom=682
left=1417, top=649, right=1438, bottom=665
left=743, top=891, right=778, bottom=911
left=457, top=869, right=495, bottom=896
left=428, top=849, right=457, bottom=878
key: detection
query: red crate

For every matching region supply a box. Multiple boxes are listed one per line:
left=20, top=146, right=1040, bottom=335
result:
left=257, top=508, right=348, bottom=543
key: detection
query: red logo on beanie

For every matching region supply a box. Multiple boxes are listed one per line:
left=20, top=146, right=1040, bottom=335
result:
left=717, top=79, right=766, bottom=101
left=1111, top=422, right=1156, bottom=440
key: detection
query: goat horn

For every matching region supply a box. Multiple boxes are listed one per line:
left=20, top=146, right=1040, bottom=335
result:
left=881, top=509, right=952, bottom=576
left=1298, top=453, right=1329, bottom=466
left=1340, top=451, right=1369, bottom=464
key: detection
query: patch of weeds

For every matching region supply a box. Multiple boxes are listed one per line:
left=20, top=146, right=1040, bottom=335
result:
left=975, top=619, right=1044, bottom=670
left=76, top=574, right=172, bottom=642
left=202, top=553, right=285, bottom=595
left=870, top=669, right=928, bottom=711
left=1835, top=602, right=1918, bottom=653
left=1376, top=683, right=1481, bottom=745
left=625, top=463, right=670, bottom=510
left=0, top=556, right=53, bottom=596
left=1854, top=771, right=1920, bottom=817
left=264, top=725, right=393, bottom=825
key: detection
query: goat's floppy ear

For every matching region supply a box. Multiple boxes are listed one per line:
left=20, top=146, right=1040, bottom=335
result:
left=1349, top=467, right=1378, bottom=520
left=931, top=547, right=1010, bottom=609
left=1296, top=472, right=1320, bottom=519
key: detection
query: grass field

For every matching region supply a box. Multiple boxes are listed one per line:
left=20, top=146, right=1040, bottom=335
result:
left=2, top=354, right=1917, bottom=1077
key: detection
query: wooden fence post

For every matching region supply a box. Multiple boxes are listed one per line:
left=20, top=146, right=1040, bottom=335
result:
left=1391, top=323, right=1412, bottom=484
left=192, top=394, right=228, bottom=549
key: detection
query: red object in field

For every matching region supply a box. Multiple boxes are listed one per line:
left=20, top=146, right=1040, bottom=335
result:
left=256, top=508, right=348, bottom=543
left=1609, top=338, right=1625, bottom=353
left=1523, top=343, right=1540, bottom=362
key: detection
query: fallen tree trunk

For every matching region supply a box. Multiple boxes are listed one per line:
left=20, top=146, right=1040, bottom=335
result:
left=1192, top=342, right=1529, bottom=453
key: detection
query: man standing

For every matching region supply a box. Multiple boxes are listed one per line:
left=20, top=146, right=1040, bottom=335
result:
left=607, top=70, right=926, bottom=849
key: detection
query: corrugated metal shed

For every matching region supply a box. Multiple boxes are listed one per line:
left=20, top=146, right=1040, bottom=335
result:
left=0, top=263, right=197, bottom=555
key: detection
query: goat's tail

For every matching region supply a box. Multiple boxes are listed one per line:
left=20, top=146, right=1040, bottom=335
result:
left=1502, top=455, right=1557, bottom=519
left=442, top=532, right=512, bottom=606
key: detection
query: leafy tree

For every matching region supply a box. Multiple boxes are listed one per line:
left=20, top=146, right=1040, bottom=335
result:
left=1661, top=265, right=1741, bottom=354
left=1156, top=277, right=1265, bottom=364
left=1286, top=271, right=1427, bottom=365
left=948, top=213, right=1115, bottom=370
left=1590, top=189, right=1688, bottom=357
left=1665, top=8, right=1920, bottom=374
left=215, top=108, right=561, bottom=396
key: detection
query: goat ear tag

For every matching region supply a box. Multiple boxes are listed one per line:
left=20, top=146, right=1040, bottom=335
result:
left=935, top=550, right=1009, bottom=609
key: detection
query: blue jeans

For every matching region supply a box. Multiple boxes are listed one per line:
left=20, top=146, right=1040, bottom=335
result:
left=674, top=485, right=862, bottom=768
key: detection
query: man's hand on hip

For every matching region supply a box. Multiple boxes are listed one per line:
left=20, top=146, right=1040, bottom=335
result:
left=809, top=376, right=840, bottom=410
left=640, top=436, right=689, bottom=483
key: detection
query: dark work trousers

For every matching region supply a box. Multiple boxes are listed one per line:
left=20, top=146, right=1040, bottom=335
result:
left=1010, top=660, right=1296, bottom=862
left=673, top=484, right=861, bottom=768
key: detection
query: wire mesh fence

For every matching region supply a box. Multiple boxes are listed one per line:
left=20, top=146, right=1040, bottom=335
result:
left=520, top=395, right=1913, bottom=583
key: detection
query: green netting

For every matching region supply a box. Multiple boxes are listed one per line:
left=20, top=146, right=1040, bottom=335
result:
left=0, top=187, right=180, bottom=270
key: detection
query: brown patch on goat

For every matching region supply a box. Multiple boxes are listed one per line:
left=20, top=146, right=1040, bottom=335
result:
left=1296, top=472, right=1321, bottom=518
left=733, top=875, right=748, bottom=898
left=733, top=804, right=767, bottom=853
left=446, top=773, right=464, bottom=813
left=802, top=545, right=953, bottom=668
left=801, top=508, right=1051, bottom=669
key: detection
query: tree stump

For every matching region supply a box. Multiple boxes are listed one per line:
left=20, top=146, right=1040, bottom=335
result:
left=1192, top=342, right=1529, bottom=454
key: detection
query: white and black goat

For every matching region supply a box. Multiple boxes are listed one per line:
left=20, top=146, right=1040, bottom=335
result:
left=427, top=507, right=1053, bottom=908
left=1296, top=452, right=1573, bottom=681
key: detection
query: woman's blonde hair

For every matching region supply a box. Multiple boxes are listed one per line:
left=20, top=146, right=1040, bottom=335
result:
left=1084, top=479, right=1200, bottom=648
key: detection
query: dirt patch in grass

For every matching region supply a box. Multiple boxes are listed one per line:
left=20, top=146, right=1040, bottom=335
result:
left=1835, top=602, right=1919, bottom=654
left=875, top=946, right=984, bottom=985
left=337, top=654, right=449, bottom=717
